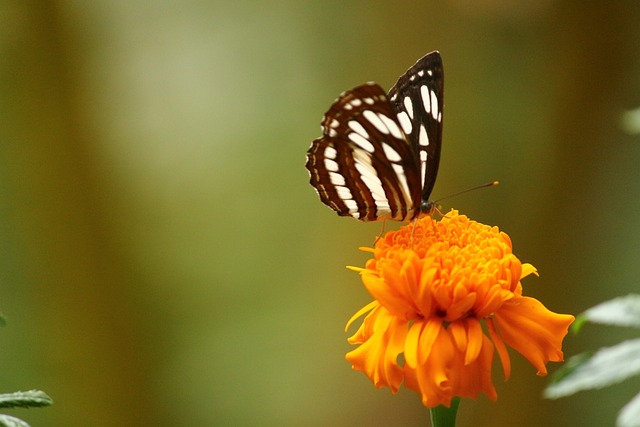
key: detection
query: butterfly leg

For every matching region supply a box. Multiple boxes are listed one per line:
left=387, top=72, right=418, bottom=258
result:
left=374, top=220, right=387, bottom=246
left=410, top=218, right=419, bottom=247
left=433, top=205, right=445, bottom=217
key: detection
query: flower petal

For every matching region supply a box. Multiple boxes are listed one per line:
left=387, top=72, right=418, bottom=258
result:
left=494, top=296, right=574, bottom=375
left=465, top=318, right=484, bottom=366
left=345, top=300, right=380, bottom=333
left=486, top=317, right=511, bottom=379
left=346, top=307, right=406, bottom=391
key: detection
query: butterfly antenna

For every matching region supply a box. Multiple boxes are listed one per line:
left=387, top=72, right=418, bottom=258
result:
left=433, top=181, right=499, bottom=205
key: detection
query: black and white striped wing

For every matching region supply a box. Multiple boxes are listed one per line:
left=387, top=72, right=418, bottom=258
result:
left=305, top=51, right=444, bottom=222
left=388, top=52, right=444, bottom=209
left=306, top=83, right=421, bottom=221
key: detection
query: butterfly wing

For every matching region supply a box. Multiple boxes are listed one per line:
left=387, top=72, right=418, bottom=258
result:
left=388, top=51, right=444, bottom=209
left=305, top=83, right=422, bottom=221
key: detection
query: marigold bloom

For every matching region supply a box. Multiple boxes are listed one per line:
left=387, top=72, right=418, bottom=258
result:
left=345, top=211, right=574, bottom=408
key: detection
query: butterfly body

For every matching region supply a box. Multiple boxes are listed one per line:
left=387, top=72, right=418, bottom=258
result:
left=306, top=51, right=444, bottom=222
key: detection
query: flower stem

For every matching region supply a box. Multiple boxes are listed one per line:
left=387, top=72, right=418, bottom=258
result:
left=429, top=398, right=460, bottom=427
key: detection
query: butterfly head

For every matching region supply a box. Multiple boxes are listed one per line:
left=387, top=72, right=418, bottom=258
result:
left=420, top=199, right=439, bottom=217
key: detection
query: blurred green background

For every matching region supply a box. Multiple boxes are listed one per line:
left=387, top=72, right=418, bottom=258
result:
left=2, top=1, right=640, bottom=426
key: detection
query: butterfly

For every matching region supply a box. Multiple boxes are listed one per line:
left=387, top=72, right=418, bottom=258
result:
left=305, top=51, right=444, bottom=222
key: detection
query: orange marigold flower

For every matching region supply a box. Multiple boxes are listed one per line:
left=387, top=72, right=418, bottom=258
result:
left=345, top=211, right=574, bottom=408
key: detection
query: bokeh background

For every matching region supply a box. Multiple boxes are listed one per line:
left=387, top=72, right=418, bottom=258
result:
left=2, top=1, right=640, bottom=426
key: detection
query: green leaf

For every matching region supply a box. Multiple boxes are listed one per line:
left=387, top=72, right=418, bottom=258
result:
left=581, top=294, right=640, bottom=328
left=618, top=391, right=640, bottom=427
left=547, top=352, right=593, bottom=384
left=0, top=391, right=52, bottom=409
left=544, top=338, right=640, bottom=399
left=0, top=414, right=30, bottom=427
left=571, top=314, right=589, bottom=334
